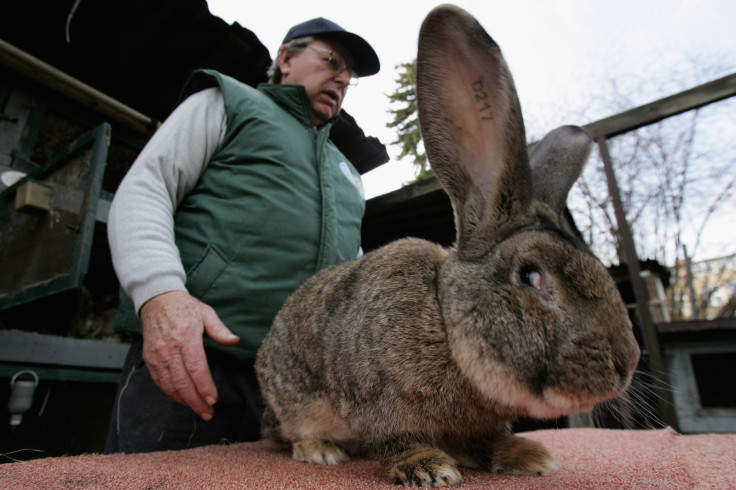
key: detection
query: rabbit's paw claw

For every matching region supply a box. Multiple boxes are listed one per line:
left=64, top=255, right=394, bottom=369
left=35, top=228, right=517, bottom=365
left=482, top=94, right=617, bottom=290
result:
left=292, top=439, right=350, bottom=465
left=387, top=448, right=462, bottom=487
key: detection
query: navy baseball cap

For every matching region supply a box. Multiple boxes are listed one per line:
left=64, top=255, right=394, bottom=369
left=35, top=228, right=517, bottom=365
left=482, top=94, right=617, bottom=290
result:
left=282, top=17, right=380, bottom=77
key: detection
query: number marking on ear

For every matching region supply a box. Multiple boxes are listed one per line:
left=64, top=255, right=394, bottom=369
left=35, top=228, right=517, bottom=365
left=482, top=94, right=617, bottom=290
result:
left=472, top=80, right=494, bottom=120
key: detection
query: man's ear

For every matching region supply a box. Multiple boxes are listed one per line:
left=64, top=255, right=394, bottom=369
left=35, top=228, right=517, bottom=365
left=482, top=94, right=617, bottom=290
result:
left=278, top=46, right=292, bottom=79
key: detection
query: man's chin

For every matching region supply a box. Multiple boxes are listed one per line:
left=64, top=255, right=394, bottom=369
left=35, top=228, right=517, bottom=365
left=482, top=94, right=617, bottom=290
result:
left=312, top=107, right=338, bottom=126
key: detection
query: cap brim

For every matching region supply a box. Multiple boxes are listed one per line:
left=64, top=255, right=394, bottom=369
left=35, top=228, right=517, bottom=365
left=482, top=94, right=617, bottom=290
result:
left=314, top=31, right=380, bottom=77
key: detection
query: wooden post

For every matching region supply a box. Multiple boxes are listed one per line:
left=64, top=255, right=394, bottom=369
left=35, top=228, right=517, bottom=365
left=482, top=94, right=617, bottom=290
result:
left=597, top=137, right=678, bottom=430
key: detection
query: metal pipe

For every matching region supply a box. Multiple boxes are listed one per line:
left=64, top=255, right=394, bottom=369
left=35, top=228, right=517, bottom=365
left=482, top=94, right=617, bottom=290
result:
left=0, top=38, right=158, bottom=135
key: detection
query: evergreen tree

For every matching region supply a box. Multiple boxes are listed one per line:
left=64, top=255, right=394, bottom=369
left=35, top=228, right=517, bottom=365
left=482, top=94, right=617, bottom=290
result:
left=386, top=61, right=433, bottom=180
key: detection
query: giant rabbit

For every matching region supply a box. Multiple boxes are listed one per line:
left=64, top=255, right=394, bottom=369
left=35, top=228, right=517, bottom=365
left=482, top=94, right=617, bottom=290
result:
left=256, top=4, right=640, bottom=487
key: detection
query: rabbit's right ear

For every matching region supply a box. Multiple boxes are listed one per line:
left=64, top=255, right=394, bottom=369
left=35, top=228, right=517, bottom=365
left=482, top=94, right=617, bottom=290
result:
left=529, top=125, right=593, bottom=216
left=417, top=5, right=532, bottom=260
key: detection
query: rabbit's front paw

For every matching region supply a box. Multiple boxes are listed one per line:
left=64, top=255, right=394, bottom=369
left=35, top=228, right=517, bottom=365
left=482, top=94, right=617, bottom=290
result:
left=292, top=439, right=350, bottom=465
left=386, top=447, right=462, bottom=487
left=490, top=435, right=558, bottom=476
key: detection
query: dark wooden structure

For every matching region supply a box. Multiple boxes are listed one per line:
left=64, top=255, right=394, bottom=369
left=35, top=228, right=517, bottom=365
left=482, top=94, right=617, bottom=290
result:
left=1, top=0, right=735, bottom=459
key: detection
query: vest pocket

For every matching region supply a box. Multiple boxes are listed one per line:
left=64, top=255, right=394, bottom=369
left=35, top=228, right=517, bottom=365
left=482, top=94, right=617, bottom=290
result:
left=185, top=244, right=229, bottom=300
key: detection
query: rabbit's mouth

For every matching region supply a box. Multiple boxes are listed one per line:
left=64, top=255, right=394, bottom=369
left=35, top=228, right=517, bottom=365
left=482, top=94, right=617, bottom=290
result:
left=539, top=380, right=635, bottom=418
left=454, top=349, right=606, bottom=419
left=522, top=387, right=598, bottom=419
left=535, top=358, right=638, bottom=416
left=456, top=346, right=635, bottom=419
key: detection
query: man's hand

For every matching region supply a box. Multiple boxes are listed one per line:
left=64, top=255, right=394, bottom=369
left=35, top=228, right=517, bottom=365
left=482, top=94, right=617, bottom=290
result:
left=139, top=291, right=239, bottom=420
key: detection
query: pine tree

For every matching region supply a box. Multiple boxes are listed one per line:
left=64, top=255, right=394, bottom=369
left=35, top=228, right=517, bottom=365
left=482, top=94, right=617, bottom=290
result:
left=386, top=61, right=433, bottom=180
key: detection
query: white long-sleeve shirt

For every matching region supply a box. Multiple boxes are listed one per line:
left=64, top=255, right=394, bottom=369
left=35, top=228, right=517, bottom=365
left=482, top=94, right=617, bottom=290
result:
left=107, top=88, right=226, bottom=313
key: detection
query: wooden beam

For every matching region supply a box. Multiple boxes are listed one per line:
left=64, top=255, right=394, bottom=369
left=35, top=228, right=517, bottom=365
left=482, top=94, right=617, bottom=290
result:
left=597, top=138, right=679, bottom=429
left=0, top=38, right=159, bottom=135
left=367, top=72, right=736, bottom=206
left=584, top=73, right=736, bottom=139
left=0, top=331, right=128, bottom=370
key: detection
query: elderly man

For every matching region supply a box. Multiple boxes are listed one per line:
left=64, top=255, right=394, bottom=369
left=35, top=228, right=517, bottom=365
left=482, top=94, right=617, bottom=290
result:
left=104, top=17, right=379, bottom=454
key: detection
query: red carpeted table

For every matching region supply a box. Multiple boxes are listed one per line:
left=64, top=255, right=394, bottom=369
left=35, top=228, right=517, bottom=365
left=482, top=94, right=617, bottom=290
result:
left=2, top=428, right=735, bottom=488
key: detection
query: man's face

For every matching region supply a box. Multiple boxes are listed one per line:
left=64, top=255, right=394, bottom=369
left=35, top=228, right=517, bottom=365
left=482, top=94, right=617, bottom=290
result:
left=279, top=39, right=355, bottom=126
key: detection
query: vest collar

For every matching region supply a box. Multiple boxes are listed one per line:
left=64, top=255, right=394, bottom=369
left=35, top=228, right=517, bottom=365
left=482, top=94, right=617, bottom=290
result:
left=258, top=83, right=341, bottom=131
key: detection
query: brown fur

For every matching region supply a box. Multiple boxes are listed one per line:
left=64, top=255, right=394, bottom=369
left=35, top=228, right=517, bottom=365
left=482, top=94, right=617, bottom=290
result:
left=255, top=4, right=640, bottom=487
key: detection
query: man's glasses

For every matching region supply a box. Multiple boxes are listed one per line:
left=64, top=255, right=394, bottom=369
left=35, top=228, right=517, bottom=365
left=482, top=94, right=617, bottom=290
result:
left=307, top=45, right=359, bottom=87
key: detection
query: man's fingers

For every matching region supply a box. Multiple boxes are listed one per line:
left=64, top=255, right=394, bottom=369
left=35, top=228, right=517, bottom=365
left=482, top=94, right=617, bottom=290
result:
left=168, top=350, right=214, bottom=421
left=181, top=338, right=219, bottom=408
left=139, top=291, right=238, bottom=420
left=201, top=305, right=239, bottom=346
left=145, top=352, right=191, bottom=408
left=144, top=342, right=214, bottom=420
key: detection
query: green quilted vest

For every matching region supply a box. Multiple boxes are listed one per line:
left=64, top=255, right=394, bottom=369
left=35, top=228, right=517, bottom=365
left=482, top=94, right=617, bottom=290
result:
left=114, top=70, right=365, bottom=359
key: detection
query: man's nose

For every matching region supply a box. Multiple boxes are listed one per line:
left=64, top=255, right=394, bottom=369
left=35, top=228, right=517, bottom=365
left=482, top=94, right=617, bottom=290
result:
left=334, top=68, right=351, bottom=87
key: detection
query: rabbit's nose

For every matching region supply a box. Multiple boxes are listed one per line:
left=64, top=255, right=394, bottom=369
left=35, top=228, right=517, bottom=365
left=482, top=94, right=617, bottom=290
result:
left=612, top=340, right=640, bottom=381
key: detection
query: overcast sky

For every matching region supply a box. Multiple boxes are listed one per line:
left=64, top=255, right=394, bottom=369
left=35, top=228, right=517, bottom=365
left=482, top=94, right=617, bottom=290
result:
left=205, top=1, right=736, bottom=198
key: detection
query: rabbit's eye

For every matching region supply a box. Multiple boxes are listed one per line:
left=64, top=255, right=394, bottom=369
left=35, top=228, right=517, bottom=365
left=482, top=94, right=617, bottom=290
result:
left=521, top=268, right=543, bottom=290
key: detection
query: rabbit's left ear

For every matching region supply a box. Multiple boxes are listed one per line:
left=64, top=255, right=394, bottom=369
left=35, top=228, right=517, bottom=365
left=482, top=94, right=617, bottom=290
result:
left=417, top=5, right=532, bottom=260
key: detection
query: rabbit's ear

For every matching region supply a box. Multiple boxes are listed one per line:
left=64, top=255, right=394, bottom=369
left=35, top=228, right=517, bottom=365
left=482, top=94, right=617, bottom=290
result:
left=530, top=125, right=593, bottom=215
left=417, top=5, right=531, bottom=260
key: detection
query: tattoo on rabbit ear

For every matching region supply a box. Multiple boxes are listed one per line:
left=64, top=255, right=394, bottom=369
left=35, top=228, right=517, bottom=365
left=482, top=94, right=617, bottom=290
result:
left=470, top=79, right=495, bottom=121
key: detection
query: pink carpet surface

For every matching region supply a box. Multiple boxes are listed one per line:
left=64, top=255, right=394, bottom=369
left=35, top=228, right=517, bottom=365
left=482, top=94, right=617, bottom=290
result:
left=2, top=428, right=735, bottom=489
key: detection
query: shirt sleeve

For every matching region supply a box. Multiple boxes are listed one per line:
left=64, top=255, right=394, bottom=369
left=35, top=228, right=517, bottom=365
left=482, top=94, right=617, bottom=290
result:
left=107, top=87, right=226, bottom=314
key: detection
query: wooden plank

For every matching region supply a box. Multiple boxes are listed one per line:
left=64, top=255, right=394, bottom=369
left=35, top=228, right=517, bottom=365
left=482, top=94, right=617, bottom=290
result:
left=366, top=73, right=736, bottom=207
left=0, top=38, right=158, bottom=136
left=0, top=364, right=122, bottom=384
left=367, top=176, right=442, bottom=213
left=584, top=73, right=736, bottom=139
left=0, top=331, right=128, bottom=370
left=658, top=318, right=736, bottom=334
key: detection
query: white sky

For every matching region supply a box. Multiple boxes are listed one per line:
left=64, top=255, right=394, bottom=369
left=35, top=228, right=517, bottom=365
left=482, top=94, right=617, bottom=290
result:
left=206, top=0, right=736, bottom=199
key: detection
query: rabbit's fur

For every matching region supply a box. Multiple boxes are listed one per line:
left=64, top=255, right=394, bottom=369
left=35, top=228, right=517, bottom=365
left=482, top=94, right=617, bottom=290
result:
left=255, top=4, right=640, bottom=487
